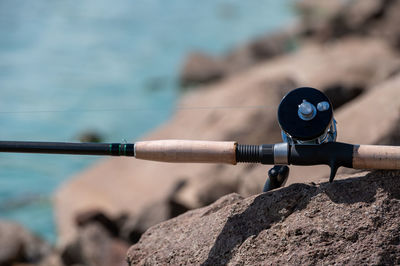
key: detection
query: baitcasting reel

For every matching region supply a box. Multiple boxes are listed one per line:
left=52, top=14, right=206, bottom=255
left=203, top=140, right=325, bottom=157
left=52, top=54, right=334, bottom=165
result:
left=263, top=87, right=337, bottom=191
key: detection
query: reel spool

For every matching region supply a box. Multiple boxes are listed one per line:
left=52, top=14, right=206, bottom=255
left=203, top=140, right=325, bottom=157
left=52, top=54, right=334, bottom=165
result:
left=263, top=87, right=337, bottom=192
left=278, top=87, right=337, bottom=145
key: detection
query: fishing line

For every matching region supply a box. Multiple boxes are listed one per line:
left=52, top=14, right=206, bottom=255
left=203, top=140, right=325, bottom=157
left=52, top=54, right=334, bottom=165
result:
left=0, top=104, right=273, bottom=115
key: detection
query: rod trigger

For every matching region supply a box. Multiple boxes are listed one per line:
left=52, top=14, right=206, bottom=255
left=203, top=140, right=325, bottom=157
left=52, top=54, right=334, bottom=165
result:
left=329, top=161, right=339, bottom=183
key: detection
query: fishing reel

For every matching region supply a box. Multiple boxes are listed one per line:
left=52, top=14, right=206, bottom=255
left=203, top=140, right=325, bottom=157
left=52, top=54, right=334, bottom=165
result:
left=263, top=87, right=337, bottom=191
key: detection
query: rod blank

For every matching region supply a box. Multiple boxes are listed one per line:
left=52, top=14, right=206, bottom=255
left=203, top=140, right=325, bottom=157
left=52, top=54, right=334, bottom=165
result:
left=0, top=141, right=134, bottom=156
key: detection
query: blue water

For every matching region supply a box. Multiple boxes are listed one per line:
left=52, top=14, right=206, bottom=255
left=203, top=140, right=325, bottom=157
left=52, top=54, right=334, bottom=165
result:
left=0, top=0, right=295, bottom=242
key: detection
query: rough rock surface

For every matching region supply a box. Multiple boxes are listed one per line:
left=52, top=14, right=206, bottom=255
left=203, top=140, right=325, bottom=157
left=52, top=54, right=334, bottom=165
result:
left=127, top=170, right=400, bottom=265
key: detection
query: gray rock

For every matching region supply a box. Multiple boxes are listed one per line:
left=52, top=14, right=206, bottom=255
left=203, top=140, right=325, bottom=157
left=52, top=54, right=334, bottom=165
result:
left=120, top=180, right=189, bottom=243
left=61, top=223, right=129, bottom=266
left=0, top=220, right=53, bottom=265
left=127, top=170, right=400, bottom=265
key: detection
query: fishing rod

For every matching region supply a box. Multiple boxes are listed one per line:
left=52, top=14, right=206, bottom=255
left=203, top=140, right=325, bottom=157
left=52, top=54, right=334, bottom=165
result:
left=1, top=87, right=399, bottom=191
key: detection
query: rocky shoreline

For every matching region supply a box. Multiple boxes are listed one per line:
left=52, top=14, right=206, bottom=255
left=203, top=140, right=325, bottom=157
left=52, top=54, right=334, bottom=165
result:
left=2, top=0, right=400, bottom=265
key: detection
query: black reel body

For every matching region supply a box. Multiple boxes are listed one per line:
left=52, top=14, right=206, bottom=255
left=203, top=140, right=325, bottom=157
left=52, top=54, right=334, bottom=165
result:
left=264, top=87, right=337, bottom=192
left=278, top=87, right=336, bottom=144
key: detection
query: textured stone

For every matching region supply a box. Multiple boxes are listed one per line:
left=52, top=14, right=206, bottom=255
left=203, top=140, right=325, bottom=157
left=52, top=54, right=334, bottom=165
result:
left=127, top=170, right=400, bottom=265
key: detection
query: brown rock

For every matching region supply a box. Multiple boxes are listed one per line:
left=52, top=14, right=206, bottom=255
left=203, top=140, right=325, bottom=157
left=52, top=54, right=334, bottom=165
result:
left=38, top=253, right=64, bottom=266
left=370, top=0, right=400, bottom=49
left=179, top=52, right=226, bottom=87
left=249, top=32, right=294, bottom=61
left=224, top=30, right=297, bottom=74
left=61, top=223, right=129, bottom=266
left=179, top=0, right=400, bottom=88
left=75, top=209, right=120, bottom=237
left=296, top=0, right=400, bottom=50
left=119, top=180, right=189, bottom=243
left=0, top=220, right=53, bottom=265
left=295, top=0, right=343, bottom=35
left=179, top=29, right=297, bottom=87
left=127, top=170, right=400, bottom=265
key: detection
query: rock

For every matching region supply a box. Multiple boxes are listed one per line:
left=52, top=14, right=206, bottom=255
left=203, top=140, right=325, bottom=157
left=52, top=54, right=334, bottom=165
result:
left=75, top=209, right=120, bottom=237
left=179, top=52, right=226, bottom=87
left=323, top=83, right=364, bottom=109
left=248, top=32, right=295, bottom=61
left=180, top=30, right=297, bottom=86
left=0, top=220, right=53, bottom=265
left=180, top=0, right=400, bottom=88
left=76, top=130, right=103, bottom=143
left=370, top=0, right=400, bottom=49
left=296, top=0, right=400, bottom=50
left=295, top=0, right=344, bottom=39
left=119, top=180, right=189, bottom=243
left=61, top=223, right=129, bottom=266
left=127, top=170, right=400, bottom=265
left=224, top=30, right=297, bottom=74
left=38, top=253, right=64, bottom=266
left=55, top=37, right=400, bottom=246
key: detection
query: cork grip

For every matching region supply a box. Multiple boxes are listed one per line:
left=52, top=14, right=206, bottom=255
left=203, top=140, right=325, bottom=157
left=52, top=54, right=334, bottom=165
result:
left=134, top=140, right=237, bottom=164
left=353, top=145, right=400, bottom=169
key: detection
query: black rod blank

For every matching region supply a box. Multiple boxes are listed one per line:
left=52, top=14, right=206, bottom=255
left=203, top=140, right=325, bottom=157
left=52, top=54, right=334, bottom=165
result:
left=0, top=141, right=135, bottom=156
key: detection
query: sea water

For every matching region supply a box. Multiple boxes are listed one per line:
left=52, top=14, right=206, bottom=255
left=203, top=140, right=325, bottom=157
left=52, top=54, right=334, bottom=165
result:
left=0, top=0, right=295, bottom=242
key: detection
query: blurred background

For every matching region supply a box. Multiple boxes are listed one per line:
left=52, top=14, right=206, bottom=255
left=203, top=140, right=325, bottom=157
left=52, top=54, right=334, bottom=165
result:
left=0, top=0, right=296, bottom=243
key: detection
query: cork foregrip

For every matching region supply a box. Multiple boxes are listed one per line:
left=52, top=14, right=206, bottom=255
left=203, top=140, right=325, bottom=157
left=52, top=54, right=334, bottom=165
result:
left=353, top=145, right=400, bottom=169
left=134, top=140, right=237, bottom=164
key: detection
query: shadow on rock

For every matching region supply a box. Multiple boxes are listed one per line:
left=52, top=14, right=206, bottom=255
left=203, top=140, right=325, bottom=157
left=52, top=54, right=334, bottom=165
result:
left=202, top=170, right=400, bottom=265
left=202, top=183, right=317, bottom=265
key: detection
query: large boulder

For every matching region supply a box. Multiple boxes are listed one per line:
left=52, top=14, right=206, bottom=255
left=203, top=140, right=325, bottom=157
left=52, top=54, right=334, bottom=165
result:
left=127, top=170, right=400, bottom=265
